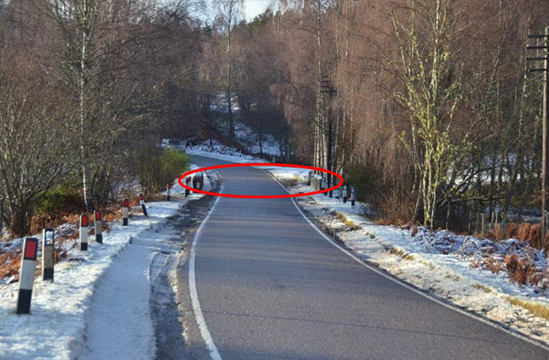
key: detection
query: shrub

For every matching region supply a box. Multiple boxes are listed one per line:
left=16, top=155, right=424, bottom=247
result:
left=140, top=148, right=190, bottom=194
left=34, top=179, right=84, bottom=217
left=344, top=162, right=376, bottom=202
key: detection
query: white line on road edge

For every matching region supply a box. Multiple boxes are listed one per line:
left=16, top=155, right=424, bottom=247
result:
left=189, top=177, right=224, bottom=360
left=264, top=170, right=549, bottom=353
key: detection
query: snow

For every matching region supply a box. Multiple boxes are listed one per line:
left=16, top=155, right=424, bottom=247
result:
left=0, top=166, right=211, bottom=360
left=80, top=218, right=177, bottom=360
left=233, top=123, right=281, bottom=156
left=188, top=148, right=549, bottom=346
left=184, top=140, right=267, bottom=164
left=165, top=164, right=203, bottom=196
left=174, top=121, right=282, bottom=158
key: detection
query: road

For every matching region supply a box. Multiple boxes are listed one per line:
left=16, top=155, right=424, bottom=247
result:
left=180, top=154, right=549, bottom=360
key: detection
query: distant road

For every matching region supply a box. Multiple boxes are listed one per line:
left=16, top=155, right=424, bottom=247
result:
left=181, top=154, right=549, bottom=360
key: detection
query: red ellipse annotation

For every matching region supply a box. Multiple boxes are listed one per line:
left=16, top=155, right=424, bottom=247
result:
left=177, top=163, right=343, bottom=199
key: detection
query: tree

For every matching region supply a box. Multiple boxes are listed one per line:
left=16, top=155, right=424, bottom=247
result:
left=0, top=51, right=72, bottom=236
left=214, top=0, right=244, bottom=143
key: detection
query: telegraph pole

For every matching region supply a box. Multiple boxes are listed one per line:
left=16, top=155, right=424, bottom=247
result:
left=321, top=77, right=338, bottom=191
left=527, top=26, right=549, bottom=241
left=0, top=198, right=3, bottom=237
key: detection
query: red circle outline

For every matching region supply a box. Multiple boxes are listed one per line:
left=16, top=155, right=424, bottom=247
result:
left=177, top=163, right=343, bottom=199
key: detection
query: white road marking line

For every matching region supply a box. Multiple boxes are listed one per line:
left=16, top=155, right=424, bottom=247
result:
left=189, top=174, right=224, bottom=360
left=264, top=170, right=549, bottom=352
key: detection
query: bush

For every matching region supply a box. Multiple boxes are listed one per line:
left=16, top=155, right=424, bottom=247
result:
left=140, top=148, right=190, bottom=194
left=34, top=179, right=84, bottom=217
left=345, top=161, right=416, bottom=225
left=344, top=163, right=376, bottom=201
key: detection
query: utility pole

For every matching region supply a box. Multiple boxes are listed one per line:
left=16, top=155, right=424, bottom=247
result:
left=527, top=26, right=549, bottom=242
left=0, top=198, right=3, bottom=237
left=321, top=77, right=338, bottom=192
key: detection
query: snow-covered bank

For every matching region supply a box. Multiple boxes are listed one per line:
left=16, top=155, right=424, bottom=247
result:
left=188, top=149, right=549, bottom=347
left=184, top=142, right=267, bottom=164
left=0, top=167, right=209, bottom=360
left=0, top=203, right=179, bottom=359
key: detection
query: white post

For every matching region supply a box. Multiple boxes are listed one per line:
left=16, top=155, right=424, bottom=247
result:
left=122, top=199, right=129, bottom=226
left=80, top=214, right=89, bottom=251
left=139, top=195, right=148, bottom=217
left=94, top=210, right=103, bottom=244
left=185, top=178, right=191, bottom=197
left=16, top=238, right=38, bottom=314
left=42, top=228, right=55, bottom=281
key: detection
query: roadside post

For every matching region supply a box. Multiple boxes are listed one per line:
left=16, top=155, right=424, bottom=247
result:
left=307, top=172, right=312, bottom=186
left=329, top=178, right=333, bottom=198
left=94, top=210, right=103, bottom=244
left=351, top=186, right=356, bottom=206
left=42, top=228, right=55, bottom=282
left=80, top=214, right=89, bottom=251
left=122, top=199, right=129, bottom=226
left=0, top=198, right=3, bottom=236
left=16, top=238, right=38, bottom=314
left=501, top=211, right=507, bottom=237
left=185, top=177, right=191, bottom=197
left=343, top=185, right=348, bottom=204
left=194, top=172, right=204, bottom=190
left=167, top=184, right=172, bottom=201
left=320, top=177, right=325, bottom=191
left=139, top=195, right=148, bottom=217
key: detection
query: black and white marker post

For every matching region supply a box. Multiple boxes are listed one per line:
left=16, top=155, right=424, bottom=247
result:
left=329, top=178, right=333, bottom=198
left=16, top=238, right=38, bottom=314
left=343, top=185, right=348, bottom=204
left=307, top=172, right=312, bottom=186
left=185, top=177, right=191, bottom=197
left=194, top=172, right=204, bottom=190
left=42, top=228, right=55, bottom=282
left=122, top=199, right=129, bottom=226
left=167, top=184, right=172, bottom=201
left=351, top=186, right=356, bottom=207
left=80, top=214, right=89, bottom=251
left=94, top=211, right=103, bottom=244
left=139, top=195, right=148, bottom=217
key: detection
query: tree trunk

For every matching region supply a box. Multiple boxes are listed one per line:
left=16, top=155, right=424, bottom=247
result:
left=9, top=203, right=31, bottom=237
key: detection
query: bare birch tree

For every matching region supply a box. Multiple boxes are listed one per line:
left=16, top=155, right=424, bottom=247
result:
left=214, top=0, right=244, bottom=143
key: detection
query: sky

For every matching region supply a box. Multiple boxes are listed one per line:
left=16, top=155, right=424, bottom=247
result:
left=242, top=0, right=273, bottom=20
left=204, top=0, right=274, bottom=22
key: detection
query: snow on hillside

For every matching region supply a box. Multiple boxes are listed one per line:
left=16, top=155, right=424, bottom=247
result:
left=170, top=120, right=282, bottom=158
left=183, top=139, right=268, bottom=163
left=189, top=148, right=549, bottom=347
left=234, top=123, right=280, bottom=156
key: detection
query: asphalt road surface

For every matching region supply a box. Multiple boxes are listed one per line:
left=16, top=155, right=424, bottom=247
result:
left=182, top=154, right=549, bottom=360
